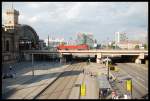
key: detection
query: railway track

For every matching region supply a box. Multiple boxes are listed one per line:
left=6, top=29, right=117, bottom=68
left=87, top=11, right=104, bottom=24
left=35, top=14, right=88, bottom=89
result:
left=35, top=62, right=86, bottom=99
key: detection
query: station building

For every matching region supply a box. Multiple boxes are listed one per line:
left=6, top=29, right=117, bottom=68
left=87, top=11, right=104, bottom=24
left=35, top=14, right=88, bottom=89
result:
left=2, top=8, right=39, bottom=65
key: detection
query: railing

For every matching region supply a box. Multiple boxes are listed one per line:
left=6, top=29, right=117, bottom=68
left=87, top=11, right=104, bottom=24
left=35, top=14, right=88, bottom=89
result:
left=22, top=49, right=148, bottom=55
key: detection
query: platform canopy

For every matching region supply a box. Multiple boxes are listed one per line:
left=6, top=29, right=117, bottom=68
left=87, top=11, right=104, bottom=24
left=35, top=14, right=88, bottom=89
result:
left=97, top=74, right=111, bottom=89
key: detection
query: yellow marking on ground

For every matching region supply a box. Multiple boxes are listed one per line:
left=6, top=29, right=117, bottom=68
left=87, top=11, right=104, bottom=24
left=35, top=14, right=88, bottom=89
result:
left=81, top=82, right=86, bottom=96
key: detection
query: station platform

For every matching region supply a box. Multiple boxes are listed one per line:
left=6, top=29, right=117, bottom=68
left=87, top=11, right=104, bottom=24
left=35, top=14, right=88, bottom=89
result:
left=2, top=62, right=69, bottom=99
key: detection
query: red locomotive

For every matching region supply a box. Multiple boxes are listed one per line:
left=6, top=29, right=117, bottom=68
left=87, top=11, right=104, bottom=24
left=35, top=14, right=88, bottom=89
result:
left=57, top=44, right=89, bottom=50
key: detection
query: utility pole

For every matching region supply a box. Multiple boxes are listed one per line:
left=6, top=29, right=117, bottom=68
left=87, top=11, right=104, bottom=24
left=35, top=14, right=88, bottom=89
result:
left=115, top=33, right=117, bottom=50
left=32, top=54, right=34, bottom=77
left=48, top=35, right=49, bottom=50
left=107, top=56, right=109, bottom=81
left=11, top=2, right=13, bottom=9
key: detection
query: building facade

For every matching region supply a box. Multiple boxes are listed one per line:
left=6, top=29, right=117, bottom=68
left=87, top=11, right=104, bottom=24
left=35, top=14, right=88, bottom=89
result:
left=115, top=32, right=128, bottom=43
left=2, top=8, right=39, bottom=65
left=46, top=37, right=66, bottom=48
left=117, top=40, right=143, bottom=49
left=77, top=32, right=95, bottom=48
left=38, top=39, right=46, bottom=50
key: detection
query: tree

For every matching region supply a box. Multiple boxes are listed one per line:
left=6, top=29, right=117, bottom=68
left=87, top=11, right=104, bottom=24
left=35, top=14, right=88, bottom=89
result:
left=135, top=45, right=139, bottom=49
left=144, top=44, right=148, bottom=50
left=109, top=41, right=116, bottom=49
left=96, top=44, right=101, bottom=49
left=102, top=45, right=106, bottom=49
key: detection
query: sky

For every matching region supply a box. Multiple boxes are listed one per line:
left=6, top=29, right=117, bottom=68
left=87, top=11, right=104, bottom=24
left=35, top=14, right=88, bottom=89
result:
left=2, top=2, right=148, bottom=44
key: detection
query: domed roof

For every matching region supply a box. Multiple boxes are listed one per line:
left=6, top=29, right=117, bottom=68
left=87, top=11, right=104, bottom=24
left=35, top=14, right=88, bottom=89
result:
left=17, top=24, right=39, bottom=44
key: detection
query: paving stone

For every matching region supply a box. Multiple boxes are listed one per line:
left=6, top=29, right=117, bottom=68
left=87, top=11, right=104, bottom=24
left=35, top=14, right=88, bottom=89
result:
left=2, top=62, right=69, bottom=99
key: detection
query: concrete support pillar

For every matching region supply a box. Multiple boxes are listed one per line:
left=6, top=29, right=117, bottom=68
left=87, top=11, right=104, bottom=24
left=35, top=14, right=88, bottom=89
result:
left=59, top=54, right=66, bottom=64
left=135, top=58, right=141, bottom=64
left=96, top=58, right=99, bottom=63
left=139, top=53, right=144, bottom=59
left=145, top=60, right=148, bottom=65
left=96, top=53, right=102, bottom=63
left=60, top=57, right=66, bottom=64
left=60, top=57, right=63, bottom=64
left=59, top=54, right=62, bottom=64
left=64, top=57, right=66, bottom=63
left=32, top=54, right=34, bottom=65
left=24, top=53, right=31, bottom=61
left=135, top=53, right=144, bottom=64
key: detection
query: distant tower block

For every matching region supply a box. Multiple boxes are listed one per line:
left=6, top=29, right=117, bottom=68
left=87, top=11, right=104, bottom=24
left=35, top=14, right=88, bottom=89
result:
left=115, top=32, right=127, bottom=43
left=4, top=7, right=19, bottom=31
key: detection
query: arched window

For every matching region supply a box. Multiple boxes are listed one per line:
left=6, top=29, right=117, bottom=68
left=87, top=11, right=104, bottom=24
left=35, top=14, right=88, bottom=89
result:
left=6, top=40, right=9, bottom=51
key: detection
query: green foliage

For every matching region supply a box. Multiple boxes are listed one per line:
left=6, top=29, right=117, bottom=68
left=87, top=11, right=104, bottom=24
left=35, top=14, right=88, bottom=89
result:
left=135, top=45, right=139, bottom=49
left=144, top=44, right=148, bottom=50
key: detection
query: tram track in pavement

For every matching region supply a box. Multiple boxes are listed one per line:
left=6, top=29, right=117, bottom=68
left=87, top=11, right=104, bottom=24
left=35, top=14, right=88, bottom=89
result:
left=35, top=62, right=86, bottom=99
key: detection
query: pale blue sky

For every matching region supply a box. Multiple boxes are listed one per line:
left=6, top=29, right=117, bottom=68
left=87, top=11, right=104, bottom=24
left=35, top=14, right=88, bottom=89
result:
left=2, top=2, right=148, bottom=44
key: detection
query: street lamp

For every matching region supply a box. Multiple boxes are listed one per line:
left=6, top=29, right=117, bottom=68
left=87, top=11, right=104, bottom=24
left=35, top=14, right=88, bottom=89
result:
left=127, top=38, right=129, bottom=50
left=115, top=33, right=116, bottom=50
left=107, top=56, right=109, bottom=81
left=32, top=54, right=34, bottom=77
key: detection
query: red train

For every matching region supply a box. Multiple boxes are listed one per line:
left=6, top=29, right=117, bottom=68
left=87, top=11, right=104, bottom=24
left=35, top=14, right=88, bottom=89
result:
left=57, top=44, right=89, bottom=50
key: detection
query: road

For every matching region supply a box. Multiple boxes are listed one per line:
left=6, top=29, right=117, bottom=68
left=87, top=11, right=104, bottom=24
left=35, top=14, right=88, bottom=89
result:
left=3, top=61, right=147, bottom=99
left=35, top=62, right=85, bottom=99
left=112, top=63, right=148, bottom=99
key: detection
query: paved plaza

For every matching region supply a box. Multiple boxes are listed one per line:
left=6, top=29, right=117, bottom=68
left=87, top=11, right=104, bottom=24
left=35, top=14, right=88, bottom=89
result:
left=2, top=61, right=69, bottom=99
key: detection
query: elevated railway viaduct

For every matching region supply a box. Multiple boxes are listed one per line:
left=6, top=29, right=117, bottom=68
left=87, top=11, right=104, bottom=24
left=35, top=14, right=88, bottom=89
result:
left=22, top=49, right=148, bottom=64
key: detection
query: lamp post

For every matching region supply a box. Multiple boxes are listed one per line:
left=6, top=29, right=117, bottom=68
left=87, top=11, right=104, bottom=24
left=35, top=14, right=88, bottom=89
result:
left=115, top=33, right=116, bottom=50
left=32, top=53, right=34, bottom=77
left=107, top=56, right=109, bottom=81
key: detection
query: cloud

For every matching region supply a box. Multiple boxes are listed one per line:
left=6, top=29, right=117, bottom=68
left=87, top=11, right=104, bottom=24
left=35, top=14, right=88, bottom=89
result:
left=29, top=16, right=38, bottom=24
left=26, top=2, right=41, bottom=8
left=2, top=2, right=148, bottom=43
left=66, top=2, right=81, bottom=19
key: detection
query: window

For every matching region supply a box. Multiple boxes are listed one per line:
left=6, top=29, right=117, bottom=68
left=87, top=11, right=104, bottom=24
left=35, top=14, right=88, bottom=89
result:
left=6, top=40, right=9, bottom=51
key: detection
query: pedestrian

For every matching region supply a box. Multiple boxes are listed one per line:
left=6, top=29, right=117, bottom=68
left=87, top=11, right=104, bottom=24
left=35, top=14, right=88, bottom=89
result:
left=100, top=90, right=103, bottom=97
left=107, top=88, right=110, bottom=95
left=9, top=66, right=12, bottom=71
left=88, top=58, right=91, bottom=63
left=87, top=60, right=89, bottom=65
left=112, top=91, right=116, bottom=99
left=124, top=94, right=128, bottom=99
left=9, top=65, right=16, bottom=78
left=103, top=89, right=107, bottom=96
left=9, top=66, right=13, bottom=78
left=83, top=69, right=84, bottom=74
